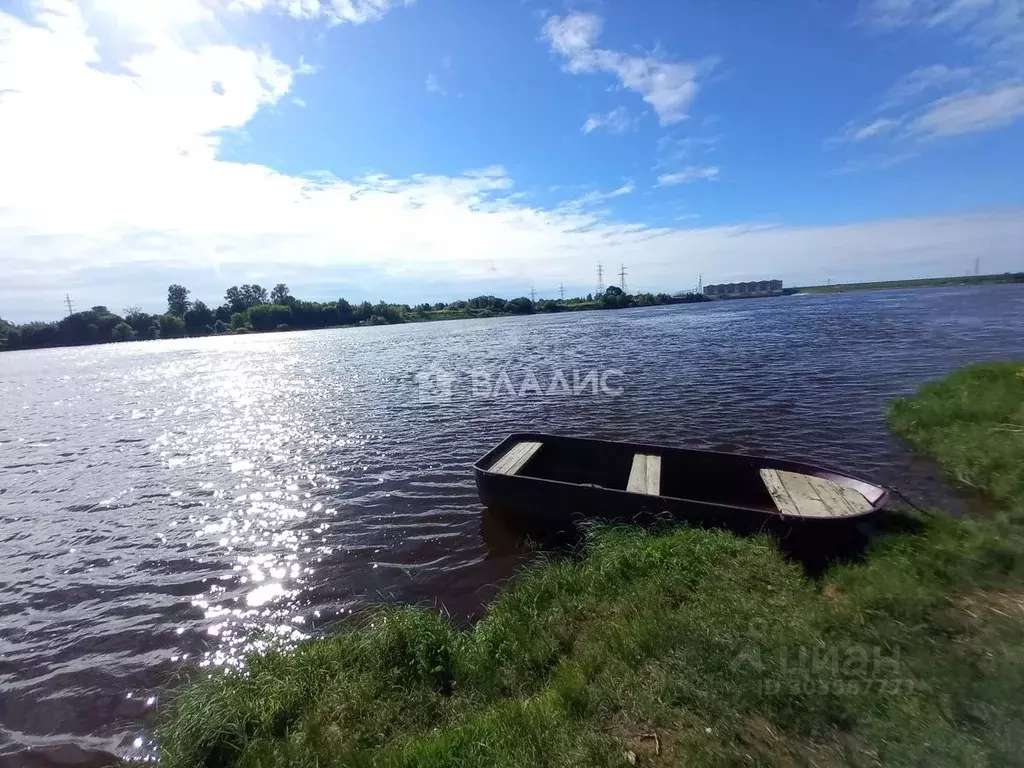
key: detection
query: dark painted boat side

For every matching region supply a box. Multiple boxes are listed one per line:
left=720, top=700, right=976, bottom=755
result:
left=473, top=433, right=889, bottom=535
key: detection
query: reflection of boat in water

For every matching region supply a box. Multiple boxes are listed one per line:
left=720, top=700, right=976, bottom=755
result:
left=474, top=433, right=889, bottom=536
left=479, top=506, right=580, bottom=558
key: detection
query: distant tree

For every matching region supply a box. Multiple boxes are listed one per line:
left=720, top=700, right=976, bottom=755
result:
left=224, top=285, right=268, bottom=314
left=213, top=319, right=229, bottom=334
left=184, top=300, right=215, bottom=333
left=243, top=284, right=269, bottom=307
left=230, top=312, right=249, bottom=331
left=504, top=297, right=534, bottom=315
left=271, top=283, right=292, bottom=305
left=604, top=286, right=624, bottom=297
left=124, top=308, right=155, bottom=336
left=167, top=284, right=191, bottom=317
left=159, top=313, right=186, bottom=338
left=336, top=298, right=353, bottom=324
left=112, top=322, right=135, bottom=341
left=354, top=301, right=374, bottom=323
left=91, top=305, right=110, bottom=316
left=225, top=286, right=245, bottom=314
left=248, top=304, right=293, bottom=332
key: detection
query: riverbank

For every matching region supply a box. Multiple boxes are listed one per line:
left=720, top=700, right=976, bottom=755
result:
left=797, top=273, right=1024, bottom=294
left=159, top=362, right=1024, bottom=767
left=0, top=290, right=708, bottom=353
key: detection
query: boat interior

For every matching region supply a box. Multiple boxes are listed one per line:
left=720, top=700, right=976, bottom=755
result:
left=485, top=437, right=876, bottom=518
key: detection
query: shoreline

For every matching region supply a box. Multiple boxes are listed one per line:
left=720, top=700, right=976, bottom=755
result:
left=795, top=272, right=1024, bottom=295
left=157, top=361, right=1024, bottom=768
left=0, top=293, right=709, bottom=354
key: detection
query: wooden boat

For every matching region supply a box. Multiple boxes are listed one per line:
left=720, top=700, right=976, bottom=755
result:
left=473, top=433, right=889, bottom=533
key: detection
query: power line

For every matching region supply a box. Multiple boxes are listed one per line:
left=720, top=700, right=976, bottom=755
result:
left=596, top=262, right=604, bottom=295
left=64, top=294, right=75, bottom=316
left=618, top=264, right=627, bottom=293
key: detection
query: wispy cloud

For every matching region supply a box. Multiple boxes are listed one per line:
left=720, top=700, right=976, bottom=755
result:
left=557, top=182, right=636, bottom=213
left=833, top=151, right=917, bottom=174
left=831, top=117, right=901, bottom=144
left=229, top=0, right=416, bottom=25
left=881, top=64, right=973, bottom=108
left=655, top=134, right=719, bottom=171
left=656, top=167, right=720, bottom=186
left=425, top=72, right=446, bottom=95
left=837, top=0, right=1023, bottom=165
left=1, top=1, right=1021, bottom=321
left=543, top=12, right=713, bottom=126
left=910, top=83, right=1024, bottom=137
left=865, top=0, right=1022, bottom=53
left=582, top=107, right=635, bottom=134
left=292, top=97, right=307, bottom=107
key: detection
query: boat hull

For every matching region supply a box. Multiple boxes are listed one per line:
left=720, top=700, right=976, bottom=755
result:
left=473, top=433, right=889, bottom=535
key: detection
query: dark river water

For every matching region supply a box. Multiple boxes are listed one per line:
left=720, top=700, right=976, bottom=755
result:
left=1, top=285, right=1023, bottom=766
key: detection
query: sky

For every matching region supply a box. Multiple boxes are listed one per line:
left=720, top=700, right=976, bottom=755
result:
left=0, top=0, right=1022, bottom=321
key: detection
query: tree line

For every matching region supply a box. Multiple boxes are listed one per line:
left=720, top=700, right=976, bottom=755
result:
left=0, top=283, right=707, bottom=352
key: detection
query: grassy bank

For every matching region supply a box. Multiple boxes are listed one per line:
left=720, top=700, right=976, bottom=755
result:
left=159, top=362, right=1024, bottom=767
left=797, top=273, right=1024, bottom=294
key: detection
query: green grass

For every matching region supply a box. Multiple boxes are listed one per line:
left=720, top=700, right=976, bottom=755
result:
left=797, top=273, right=1024, bottom=294
left=159, top=362, right=1024, bottom=767
left=889, top=362, right=1024, bottom=512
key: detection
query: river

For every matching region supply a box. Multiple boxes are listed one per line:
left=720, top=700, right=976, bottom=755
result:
left=1, top=285, right=1022, bottom=766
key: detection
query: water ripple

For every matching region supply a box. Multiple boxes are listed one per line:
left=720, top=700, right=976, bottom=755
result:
left=0, top=285, right=1023, bottom=765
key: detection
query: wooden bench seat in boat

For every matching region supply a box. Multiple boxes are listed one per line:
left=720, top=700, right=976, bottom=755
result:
left=760, top=468, right=872, bottom=518
left=626, top=453, right=661, bottom=495
left=489, top=441, right=543, bottom=476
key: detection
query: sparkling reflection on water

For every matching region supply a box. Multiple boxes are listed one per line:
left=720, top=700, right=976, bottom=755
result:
left=1, top=285, right=1023, bottom=766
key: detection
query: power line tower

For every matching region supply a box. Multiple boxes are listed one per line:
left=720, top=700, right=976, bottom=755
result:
left=64, top=294, right=75, bottom=316
left=698, top=273, right=703, bottom=294
left=618, top=264, right=627, bottom=293
left=530, top=285, right=537, bottom=303
left=596, top=262, right=604, bottom=295
left=559, top=283, right=565, bottom=301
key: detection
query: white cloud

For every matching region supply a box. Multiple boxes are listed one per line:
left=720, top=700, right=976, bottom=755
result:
left=910, top=83, right=1024, bottom=136
left=292, top=97, right=307, bottom=107
left=581, top=107, right=635, bottom=134
left=832, top=117, right=902, bottom=143
left=1, top=1, right=1022, bottom=322
left=866, top=0, right=1022, bottom=68
left=833, top=151, right=918, bottom=174
left=838, top=0, right=1023, bottom=159
left=229, top=0, right=414, bottom=24
left=657, top=167, right=720, bottom=186
left=543, top=12, right=709, bottom=126
left=882, top=64, right=973, bottom=107
left=559, top=182, right=636, bottom=211
left=425, top=72, right=445, bottom=95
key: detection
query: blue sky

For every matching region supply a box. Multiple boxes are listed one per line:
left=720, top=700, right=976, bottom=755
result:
left=0, top=0, right=1022, bottom=320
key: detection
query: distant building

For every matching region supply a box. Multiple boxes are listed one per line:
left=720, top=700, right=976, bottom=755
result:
left=703, top=279, right=783, bottom=299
